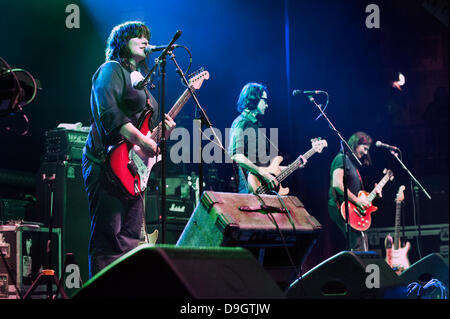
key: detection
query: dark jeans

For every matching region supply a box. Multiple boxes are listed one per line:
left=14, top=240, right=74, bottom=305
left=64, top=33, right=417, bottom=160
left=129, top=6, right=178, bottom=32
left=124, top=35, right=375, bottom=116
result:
left=328, top=204, right=368, bottom=251
left=82, top=153, right=144, bottom=278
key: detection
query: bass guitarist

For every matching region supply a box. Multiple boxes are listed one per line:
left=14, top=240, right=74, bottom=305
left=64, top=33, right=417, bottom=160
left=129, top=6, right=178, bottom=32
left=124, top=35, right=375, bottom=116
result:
left=228, top=82, right=306, bottom=194
left=328, top=131, right=382, bottom=251
left=82, top=21, right=176, bottom=278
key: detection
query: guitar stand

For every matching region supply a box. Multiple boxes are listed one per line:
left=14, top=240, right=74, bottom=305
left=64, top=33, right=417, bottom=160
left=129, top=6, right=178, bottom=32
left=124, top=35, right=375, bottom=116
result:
left=23, top=173, right=67, bottom=299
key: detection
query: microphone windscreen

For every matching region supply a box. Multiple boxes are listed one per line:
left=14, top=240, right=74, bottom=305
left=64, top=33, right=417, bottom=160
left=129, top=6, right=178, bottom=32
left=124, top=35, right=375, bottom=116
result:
left=130, top=71, right=144, bottom=88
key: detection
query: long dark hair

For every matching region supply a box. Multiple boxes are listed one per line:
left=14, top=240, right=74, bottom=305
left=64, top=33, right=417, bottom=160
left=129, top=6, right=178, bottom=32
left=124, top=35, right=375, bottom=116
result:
left=236, top=82, right=267, bottom=113
left=105, top=21, right=150, bottom=71
left=348, top=131, right=373, bottom=166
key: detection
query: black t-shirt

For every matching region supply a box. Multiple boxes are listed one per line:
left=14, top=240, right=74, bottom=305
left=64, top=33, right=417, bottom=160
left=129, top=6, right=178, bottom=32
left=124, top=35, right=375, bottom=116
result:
left=228, top=111, right=269, bottom=193
left=84, top=60, right=159, bottom=160
left=328, top=153, right=364, bottom=207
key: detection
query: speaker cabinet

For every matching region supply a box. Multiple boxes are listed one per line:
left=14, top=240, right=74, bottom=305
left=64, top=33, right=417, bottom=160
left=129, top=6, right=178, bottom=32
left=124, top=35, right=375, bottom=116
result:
left=35, top=161, right=90, bottom=289
left=73, top=245, right=286, bottom=299
left=287, top=251, right=408, bottom=299
left=400, top=253, right=449, bottom=288
left=176, top=191, right=322, bottom=289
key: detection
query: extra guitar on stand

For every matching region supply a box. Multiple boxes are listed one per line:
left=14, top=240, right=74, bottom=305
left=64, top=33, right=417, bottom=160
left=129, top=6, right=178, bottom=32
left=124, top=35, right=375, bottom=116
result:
left=385, top=185, right=411, bottom=274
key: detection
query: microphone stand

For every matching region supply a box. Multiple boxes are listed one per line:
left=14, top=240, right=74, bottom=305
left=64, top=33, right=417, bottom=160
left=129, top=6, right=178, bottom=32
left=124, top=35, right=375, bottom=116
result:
left=305, top=94, right=361, bottom=251
left=389, top=149, right=431, bottom=258
left=141, top=31, right=182, bottom=244
left=167, top=52, right=219, bottom=200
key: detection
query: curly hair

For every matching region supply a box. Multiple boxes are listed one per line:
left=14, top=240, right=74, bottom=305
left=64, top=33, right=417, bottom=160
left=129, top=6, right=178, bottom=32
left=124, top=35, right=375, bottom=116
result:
left=348, top=131, right=372, bottom=166
left=105, top=21, right=150, bottom=71
left=236, top=82, right=267, bottom=113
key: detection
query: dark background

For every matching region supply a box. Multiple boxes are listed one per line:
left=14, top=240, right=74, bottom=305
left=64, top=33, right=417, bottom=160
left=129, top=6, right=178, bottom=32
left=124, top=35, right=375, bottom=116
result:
left=0, top=0, right=448, bottom=273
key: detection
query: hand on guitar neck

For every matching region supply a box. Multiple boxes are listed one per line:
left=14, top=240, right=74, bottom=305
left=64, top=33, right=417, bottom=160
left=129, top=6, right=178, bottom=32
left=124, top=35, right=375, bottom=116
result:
left=245, top=138, right=327, bottom=195
left=120, top=114, right=176, bottom=159
left=107, top=69, right=209, bottom=198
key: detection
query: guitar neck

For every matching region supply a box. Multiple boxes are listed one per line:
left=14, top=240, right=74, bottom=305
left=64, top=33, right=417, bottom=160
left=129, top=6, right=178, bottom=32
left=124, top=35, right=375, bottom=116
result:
left=276, top=147, right=316, bottom=183
left=393, top=201, right=402, bottom=249
left=367, top=174, right=390, bottom=203
left=151, top=88, right=193, bottom=142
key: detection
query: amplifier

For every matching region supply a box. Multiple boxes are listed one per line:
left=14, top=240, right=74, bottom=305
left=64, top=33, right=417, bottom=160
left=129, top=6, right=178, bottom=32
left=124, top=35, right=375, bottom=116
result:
left=146, top=194, right=196, bottom=224
left=0, top=224, right=61, bottom=299
left=44, top=126, right=89, bottom=162
left=34, top=161, right=90, bottom=289
left=176, top=192, right=322, bottom=289
left=177, top=191, right=322, bottom=247
left=0, top=198, right=35, bottom=224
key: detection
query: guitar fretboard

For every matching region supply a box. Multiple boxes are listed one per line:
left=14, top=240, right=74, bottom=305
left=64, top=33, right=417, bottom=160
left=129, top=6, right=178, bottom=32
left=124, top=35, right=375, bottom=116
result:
left=276, top=147, right=316, bottom=183
left=151, top=88, right=193, bottom=142
left=367, top=173, right=391, bottom=203
left=256, top=147, right=317, bottom=194
left=394, top=201, right=402, bottom=250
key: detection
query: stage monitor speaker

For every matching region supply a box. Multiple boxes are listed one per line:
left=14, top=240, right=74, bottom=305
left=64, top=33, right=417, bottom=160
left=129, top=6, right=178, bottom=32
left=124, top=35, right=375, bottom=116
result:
left=35, top=161, right=90, bottom=293
left=73, top=245, right=286, bottom=299
left=287, top=251, right=408, bottom=299
left=400, top=253, right=449, bottom=288
left=176, top=191, right=322, bottom=289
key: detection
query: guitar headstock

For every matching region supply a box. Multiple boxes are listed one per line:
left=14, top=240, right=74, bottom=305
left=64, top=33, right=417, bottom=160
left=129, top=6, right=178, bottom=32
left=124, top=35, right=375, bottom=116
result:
left=311, top=137, right=328, bottom=153
left=383, top=168, right=394, bottom=181
left=188, top=68, right=210, bottom=90
left=395, top=185, right=406, bottom=203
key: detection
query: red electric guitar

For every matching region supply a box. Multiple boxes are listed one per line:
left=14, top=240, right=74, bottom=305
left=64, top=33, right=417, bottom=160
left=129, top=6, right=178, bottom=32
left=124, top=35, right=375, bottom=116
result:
left=385, top=185, right=410, bottom=274
left=340, top=168, right=394, bottom=231
left=107, top=69, right=209, bottom=197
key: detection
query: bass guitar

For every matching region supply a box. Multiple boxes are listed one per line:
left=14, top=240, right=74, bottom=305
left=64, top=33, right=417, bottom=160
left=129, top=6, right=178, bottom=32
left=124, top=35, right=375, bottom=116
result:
left=385, top=185, right=410, bottom=274
left=107, top=69, right=209, bottom=197
left=247, top=137, right=327, bottom=194
left=340, top=168, right=394, bottom=231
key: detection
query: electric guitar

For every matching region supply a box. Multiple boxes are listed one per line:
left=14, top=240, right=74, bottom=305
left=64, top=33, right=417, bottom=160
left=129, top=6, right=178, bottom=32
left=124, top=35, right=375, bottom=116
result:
left=247, top=138, right=327, bottom=195
left=107, top=69, right=209, bottom=197
left=340, top=168, right=394, bottom=231
left=384, top=185, right=410, bottom=274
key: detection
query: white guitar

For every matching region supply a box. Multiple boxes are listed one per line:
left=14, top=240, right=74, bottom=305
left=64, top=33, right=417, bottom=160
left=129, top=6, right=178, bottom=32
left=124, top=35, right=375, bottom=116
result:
left=384, top=185, right=411, bottom=274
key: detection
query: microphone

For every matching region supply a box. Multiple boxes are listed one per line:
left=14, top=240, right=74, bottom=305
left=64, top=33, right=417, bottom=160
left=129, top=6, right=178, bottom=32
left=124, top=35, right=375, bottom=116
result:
left=144, top=44, right=180, bottom=55
left=375, top=141, right=399, bottom=151
left=135, top=30, right=182, bottom=90
left=292, top=89, right=324, bottom=96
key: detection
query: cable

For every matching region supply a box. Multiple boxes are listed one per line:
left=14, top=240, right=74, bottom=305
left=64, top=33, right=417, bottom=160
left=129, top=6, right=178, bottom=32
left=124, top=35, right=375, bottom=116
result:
left=176, top=45, right=193, bottom=79
left=255, top=191, right=305, bottom=294
left=0, top=57, right=35, bottom=135
left=314, top=91, right=330, bottom=121
left=407, top=279, right=448, bottom=299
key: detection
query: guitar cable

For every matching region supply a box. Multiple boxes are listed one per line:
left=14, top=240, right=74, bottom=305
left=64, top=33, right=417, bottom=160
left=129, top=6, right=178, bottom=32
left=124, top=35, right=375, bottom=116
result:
left=255, top=191, right=305, bottom=294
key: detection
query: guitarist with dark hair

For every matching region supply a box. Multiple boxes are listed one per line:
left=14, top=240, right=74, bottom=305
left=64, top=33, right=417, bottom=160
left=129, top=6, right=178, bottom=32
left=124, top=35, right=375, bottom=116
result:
left=328, top=131, right=384, bottom=251
left=228, top=82, right=310, bottom=194
left=82, top=21, right=177, bottom=277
